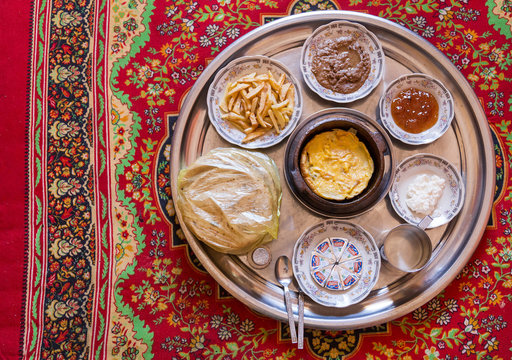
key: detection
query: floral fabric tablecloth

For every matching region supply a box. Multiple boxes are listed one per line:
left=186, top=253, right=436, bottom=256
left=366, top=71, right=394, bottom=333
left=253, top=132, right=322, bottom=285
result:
left=2, top=0, right=512, bottom=359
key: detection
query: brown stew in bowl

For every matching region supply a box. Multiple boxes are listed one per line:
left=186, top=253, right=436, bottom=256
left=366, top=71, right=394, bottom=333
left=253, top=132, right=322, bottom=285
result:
left=311, top=35, right=370, bottom=94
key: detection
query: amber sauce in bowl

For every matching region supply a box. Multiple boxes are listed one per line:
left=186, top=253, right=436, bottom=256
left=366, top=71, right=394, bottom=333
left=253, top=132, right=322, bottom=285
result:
left=379, top=73, right=454, bottom=145
left=390, top=87, right=439, bottom=134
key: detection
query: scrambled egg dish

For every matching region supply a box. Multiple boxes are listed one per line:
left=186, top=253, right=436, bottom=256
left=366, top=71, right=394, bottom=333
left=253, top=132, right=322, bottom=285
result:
left=300, top=129, right=374, bottom=200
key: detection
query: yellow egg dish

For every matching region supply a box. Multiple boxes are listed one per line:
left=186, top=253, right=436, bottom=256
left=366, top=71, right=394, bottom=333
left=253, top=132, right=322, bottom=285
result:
left=300, top=129, right=374, bottom=200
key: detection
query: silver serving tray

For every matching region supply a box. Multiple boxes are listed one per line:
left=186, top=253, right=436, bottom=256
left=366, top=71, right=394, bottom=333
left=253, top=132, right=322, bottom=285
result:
left=170, top=11, right=495, bottom=329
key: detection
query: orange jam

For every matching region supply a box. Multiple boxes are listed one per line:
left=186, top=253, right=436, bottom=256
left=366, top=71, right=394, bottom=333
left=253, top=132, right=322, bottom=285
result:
left=390, top=87, right=439, bottom=134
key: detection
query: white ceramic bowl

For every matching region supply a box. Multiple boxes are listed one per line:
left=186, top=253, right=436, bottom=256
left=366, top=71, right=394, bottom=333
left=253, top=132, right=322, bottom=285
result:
left=300, top=20, right=384, bottom=103
left=207, top=55, right=303, bottom=149
left=379, top=73, right=454, bottom=145
left=389, top=153, right=465, bottom=228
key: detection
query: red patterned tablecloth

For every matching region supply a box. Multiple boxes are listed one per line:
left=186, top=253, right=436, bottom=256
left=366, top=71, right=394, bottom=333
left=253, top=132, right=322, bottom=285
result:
left=2, top=0, right=512, bottom=359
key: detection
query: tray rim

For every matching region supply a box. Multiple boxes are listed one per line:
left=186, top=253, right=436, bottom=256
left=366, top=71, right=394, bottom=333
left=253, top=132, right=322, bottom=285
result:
left=169, top=10, right=495, bottom=329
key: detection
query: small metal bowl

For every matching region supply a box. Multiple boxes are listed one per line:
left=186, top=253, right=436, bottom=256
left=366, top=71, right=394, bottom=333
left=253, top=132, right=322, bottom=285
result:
left=379, top=73, right=454, bottom=145
left=284, top=108, right=395, bottom=218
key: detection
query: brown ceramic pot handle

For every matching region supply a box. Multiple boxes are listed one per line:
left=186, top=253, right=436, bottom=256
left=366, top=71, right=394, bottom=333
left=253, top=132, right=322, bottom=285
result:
left=372, top=131, right=388, bottom=155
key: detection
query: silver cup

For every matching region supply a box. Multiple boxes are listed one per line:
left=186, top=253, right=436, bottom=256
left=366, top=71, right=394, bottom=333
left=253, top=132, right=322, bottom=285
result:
left=380, top=216, right=433, bottom=273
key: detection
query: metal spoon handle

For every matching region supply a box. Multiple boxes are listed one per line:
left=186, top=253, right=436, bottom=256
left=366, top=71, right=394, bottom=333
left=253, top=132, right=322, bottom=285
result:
left=418, top=215, right=433, bottom=230
left=298, top=292, right=304, bottom=349
left=283, top=287, right=297, bottom=343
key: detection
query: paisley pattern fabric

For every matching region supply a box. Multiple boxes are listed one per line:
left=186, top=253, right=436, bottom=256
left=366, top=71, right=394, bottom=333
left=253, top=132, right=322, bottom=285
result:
left=11, top=0, right=512, bottom=359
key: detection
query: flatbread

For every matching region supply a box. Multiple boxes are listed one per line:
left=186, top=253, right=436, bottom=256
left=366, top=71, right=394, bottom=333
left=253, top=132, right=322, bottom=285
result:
left=177, top=148, right=282, bottom=255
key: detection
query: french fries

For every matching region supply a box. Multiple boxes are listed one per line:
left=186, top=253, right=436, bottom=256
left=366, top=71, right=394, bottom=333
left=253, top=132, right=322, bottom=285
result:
left=219, top=70, right=295, bottom=143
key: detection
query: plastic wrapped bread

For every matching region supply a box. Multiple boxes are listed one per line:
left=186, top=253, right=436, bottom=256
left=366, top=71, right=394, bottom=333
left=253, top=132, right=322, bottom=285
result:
left=177, top=148, right=282, bottom=255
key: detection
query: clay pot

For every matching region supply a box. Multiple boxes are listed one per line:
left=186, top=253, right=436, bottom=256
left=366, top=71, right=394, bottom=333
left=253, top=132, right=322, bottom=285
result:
left=284, top=108, right=393, bottom=218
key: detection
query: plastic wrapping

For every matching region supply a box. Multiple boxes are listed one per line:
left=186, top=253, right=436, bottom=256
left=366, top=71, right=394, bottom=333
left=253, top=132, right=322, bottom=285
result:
left=177, top=148, right=282, bottom=255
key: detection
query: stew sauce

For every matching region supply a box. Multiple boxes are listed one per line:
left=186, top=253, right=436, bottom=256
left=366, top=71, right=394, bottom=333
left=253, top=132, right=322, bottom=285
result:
left=311, top=35, right=370, bottom=95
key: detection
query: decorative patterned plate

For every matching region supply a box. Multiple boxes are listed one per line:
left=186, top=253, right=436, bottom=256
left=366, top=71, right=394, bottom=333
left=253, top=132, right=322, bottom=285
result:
left=207, top=55, right=303, bottom=149
left=310, top=237, right=363, bottom=290
left=300, top=20, right=384, bottom=103
left=292, top=219, right=380, bottom=308
left=379, top=73, right=454, bottom=145
left=389, top=153, right=465, bottom=229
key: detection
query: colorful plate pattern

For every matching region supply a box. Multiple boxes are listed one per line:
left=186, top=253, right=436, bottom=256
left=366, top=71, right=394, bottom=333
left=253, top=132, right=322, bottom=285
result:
left=389, top=153, right=465, bottom=228
left=310, top=237, right=363, bottom=291
left=293, top=219, right=380, bottom=308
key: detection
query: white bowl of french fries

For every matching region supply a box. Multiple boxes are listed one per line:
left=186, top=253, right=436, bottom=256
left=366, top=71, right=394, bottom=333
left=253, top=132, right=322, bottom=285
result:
left=207, top=55, right=303, bottom=148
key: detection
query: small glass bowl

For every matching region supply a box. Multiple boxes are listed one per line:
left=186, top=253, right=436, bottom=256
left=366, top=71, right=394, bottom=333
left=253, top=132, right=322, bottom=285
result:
left=379, top=73, right=455, bottom=145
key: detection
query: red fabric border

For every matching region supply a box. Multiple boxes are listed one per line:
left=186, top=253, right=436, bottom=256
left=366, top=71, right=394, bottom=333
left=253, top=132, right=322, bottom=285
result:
left=0, top=1, right=33, bottom=358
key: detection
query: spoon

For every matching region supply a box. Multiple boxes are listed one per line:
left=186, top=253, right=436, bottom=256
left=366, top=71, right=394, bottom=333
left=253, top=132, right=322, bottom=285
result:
left=275, top=255, right=297, bottom=344
left=298, top=291, right=304, bottom=349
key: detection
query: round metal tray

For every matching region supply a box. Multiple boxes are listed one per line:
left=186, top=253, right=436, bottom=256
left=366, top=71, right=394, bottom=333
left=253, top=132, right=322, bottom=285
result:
left=170, top=11, right=495, bottom=329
